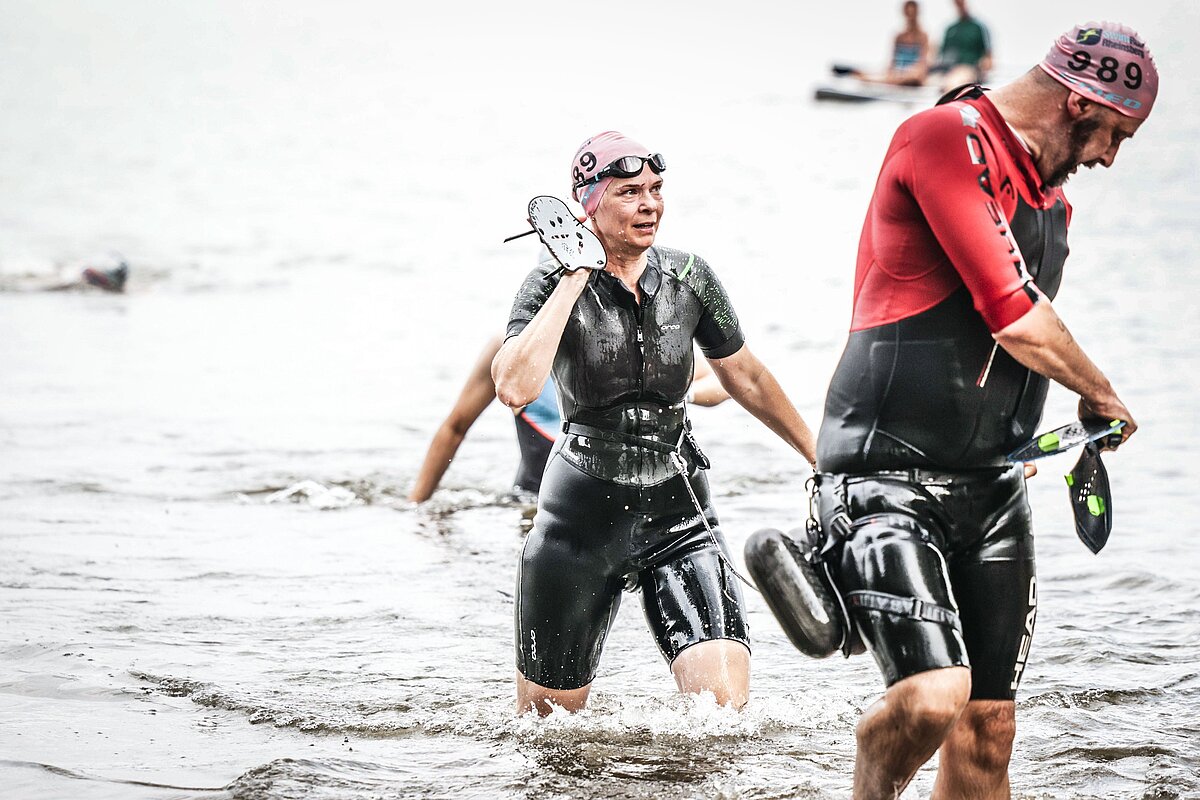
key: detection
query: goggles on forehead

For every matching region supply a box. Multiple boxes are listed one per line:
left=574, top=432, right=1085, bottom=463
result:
left=573, top=153, right=666, bottom=190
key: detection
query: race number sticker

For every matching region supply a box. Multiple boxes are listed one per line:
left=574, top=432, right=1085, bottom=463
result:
left=1067, top=50, right=1143, bottom=91
left=572, top=151, right=598, bottom=186
left=1058, top=26, right=1151, bottom=113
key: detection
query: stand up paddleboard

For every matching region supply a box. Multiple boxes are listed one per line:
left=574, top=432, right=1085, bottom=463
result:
left=813, top=76, right=940, bottom=105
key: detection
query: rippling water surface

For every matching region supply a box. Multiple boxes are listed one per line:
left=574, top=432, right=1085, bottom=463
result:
left=3, top=1, right=1199, bottom=797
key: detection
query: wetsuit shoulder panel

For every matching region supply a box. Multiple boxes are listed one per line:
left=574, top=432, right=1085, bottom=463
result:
left=659, top=247, right=745, bottom=359
left=898, top=103, right=1038, bottom=332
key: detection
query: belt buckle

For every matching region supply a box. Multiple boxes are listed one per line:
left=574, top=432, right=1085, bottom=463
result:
left=907, top=597, right=924, bottom=620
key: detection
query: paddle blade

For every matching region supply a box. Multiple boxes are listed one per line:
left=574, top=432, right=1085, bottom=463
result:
left=1065, top=443, right=1113, bottom=554
left=1008, top=418, right=1125, bottom=462
left=527, top=196, right=607, bottom=273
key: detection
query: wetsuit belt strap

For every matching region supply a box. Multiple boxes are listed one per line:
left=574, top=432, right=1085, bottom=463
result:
left=845, top=590, right=960, bottom=628
left=843, top=468, right=1007, bottom=485
left=561, top=422, right=679, bottom=455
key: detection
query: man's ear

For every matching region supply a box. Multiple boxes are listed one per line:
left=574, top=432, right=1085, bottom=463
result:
left=1065, top=90, right=1093, bottom=121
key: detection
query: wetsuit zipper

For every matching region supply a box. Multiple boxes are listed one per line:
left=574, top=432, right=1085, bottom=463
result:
left=634, top=294, right=646, bottom=476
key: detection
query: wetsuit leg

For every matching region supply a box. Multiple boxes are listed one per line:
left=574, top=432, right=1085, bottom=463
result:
left=946, top=468, right=1037, bottom=700
left=515, top=454, right=629, bottom=690
left=830, top=478, right=969, bottom=687
left=636, top=469, right=750, bottom=663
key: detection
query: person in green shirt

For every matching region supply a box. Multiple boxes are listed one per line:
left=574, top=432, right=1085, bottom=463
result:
left=934, top=0, right=992, bottom=88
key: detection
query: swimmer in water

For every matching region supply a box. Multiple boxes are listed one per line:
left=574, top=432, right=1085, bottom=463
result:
left=803, top=23, right=1156, bottom=798
left=493, top=131, right=817, bottom=715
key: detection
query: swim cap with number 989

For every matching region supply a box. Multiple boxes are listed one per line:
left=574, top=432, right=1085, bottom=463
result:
left=1039, top=22, right=1159, bottom=120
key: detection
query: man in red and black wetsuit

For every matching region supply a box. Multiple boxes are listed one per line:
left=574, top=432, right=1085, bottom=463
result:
left=813, top=23, right=1158, bottom=799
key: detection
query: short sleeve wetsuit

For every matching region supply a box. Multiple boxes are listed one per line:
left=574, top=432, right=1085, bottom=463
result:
left=506, top=246, right=749, bottom=691
left=815, top=88, right=1068, bottom=699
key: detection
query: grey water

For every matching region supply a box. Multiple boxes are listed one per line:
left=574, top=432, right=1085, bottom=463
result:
left=2, top=1, right=1198, bottom=797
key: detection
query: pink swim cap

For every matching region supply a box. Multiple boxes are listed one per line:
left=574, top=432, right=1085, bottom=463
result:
left=569, top=131, right=651, bottom=217
left=1039, top=22, right=1158, bottom=120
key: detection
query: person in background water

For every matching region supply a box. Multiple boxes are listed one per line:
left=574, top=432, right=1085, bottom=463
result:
left=408, top=334, right=730, bottom=504
left=811, top=23, right=1156, bottom=799
left=493, top=131, right=817, bottom=716
left=934, top=0, right=992, bottom=89
left=26, top=257, right=130, bottom=293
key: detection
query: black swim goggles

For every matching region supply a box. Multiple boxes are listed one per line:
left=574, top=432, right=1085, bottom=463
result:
left=573, top=153, right=666, bottom=190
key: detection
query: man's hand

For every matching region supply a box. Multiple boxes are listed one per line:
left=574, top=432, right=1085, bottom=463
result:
left=1078, top=397, right=1137, bottom=450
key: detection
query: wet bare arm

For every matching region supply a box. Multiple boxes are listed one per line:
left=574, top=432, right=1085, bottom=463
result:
left=492, top=269, right=590, bottom=409
left=408, top=337, right=502, bottom=502
left=709, top=345, right=817, bottom=466
left=993, top=300, right=1136, bottom=443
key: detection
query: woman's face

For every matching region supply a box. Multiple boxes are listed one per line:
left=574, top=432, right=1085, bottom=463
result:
left=591, top=164, right=664, bottom=258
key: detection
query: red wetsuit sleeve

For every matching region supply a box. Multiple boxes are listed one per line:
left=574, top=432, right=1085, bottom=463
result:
left=901, top=110, right=1038, bottom=332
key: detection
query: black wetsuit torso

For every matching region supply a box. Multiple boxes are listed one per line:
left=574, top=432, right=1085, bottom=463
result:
left=818, top=88, right=1071, bottom=472
left=507, top=246, right=744, bottom=485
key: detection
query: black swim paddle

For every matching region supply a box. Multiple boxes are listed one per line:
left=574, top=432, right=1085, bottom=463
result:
left=1066, top=443, right=1113, bottom=554
left=1007, top=419, right=1124, bottom=555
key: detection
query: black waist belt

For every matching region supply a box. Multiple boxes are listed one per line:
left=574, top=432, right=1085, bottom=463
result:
left=824, top=467, right=1009, bottom=486
left=562, top=421, right=680, bottom=455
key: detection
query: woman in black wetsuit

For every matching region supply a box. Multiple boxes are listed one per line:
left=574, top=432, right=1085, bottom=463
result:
left=492, top=131, right=817, bottom=715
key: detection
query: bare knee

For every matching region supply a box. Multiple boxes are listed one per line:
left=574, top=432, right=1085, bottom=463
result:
left=671, top=639, right=751, bottom=709
left=862, top=667, right=971, bottom=745
left=516, top=671, right=590, bottom=716
left=946, top=701, right=1016, bottom=771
